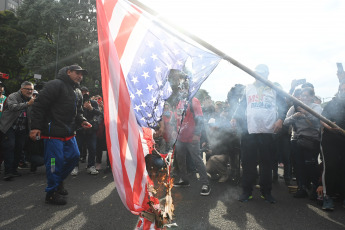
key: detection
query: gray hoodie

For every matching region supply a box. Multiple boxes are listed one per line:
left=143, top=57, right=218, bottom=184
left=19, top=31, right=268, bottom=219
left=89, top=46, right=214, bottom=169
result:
left=283, top=103, right=322, bottom=141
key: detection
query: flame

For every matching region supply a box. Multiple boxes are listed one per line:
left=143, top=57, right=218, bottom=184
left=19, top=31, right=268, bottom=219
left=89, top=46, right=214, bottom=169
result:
left=162, top=153, right=174, bottom=221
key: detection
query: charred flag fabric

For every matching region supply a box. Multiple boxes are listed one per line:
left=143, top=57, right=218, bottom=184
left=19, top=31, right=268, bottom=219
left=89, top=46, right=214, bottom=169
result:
left=96, top=0, right=221, bottom=214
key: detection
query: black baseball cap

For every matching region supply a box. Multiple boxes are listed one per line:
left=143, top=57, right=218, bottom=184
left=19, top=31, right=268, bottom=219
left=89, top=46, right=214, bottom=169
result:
left=0, top=81, right=4, bottom=87
left=80, top=86, right=89, bottom=92
left=68, top=65, right=88, bottom=75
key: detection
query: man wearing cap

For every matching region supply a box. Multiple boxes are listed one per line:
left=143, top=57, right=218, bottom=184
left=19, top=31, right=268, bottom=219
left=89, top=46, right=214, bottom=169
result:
left=232, top=64, right=287, bottom=203
left=30, top=64, right=91, bottom=205
left=0, top=81, right=35, bottom=180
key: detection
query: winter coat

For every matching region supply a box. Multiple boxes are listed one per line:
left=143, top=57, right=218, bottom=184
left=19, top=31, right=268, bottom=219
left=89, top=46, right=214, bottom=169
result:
left=0, top=90, right=30, bottom=134
left=31, top=67, right=86, bottom=137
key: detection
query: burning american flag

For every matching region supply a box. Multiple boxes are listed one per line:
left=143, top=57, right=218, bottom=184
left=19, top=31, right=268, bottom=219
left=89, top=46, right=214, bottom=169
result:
left=96, top=0, right=220, bottom=219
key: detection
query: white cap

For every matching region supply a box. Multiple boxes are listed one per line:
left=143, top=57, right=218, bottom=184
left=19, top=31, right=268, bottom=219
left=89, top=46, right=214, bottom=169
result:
left=255, top=64, right=269, bottom=79
left=208, top=118, right=216, bottom=124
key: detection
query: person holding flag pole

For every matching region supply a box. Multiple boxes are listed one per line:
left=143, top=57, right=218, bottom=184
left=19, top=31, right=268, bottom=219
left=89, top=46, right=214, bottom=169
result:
left=96, top=0, right=345, bottom=227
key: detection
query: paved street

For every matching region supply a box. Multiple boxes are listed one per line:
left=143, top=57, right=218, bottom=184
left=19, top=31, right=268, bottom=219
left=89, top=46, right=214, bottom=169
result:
left=1, top=158, right=345, bottom=230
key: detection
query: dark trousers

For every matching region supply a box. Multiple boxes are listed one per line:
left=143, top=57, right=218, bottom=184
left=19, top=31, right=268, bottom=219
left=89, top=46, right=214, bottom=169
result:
left=96, top=134, right=107, bottom=164
left=76, top=131, right=97, bottom=167
left=1, top=127, right=27, bottom=174
left=175, top=140, right=209, bottom=185
left=273, top=133, right=291, bottom=180
left=322, top=134, right=345, bottom=197
left=241, top=133, right=274, bottom=194
left=291, top=139, right=319, bottom=189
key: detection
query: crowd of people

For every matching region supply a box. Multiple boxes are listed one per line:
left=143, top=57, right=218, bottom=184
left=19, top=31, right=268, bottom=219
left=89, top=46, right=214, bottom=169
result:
left=153, top=65, right=345, bottom=212
left=1, top=64, right=345, bottom=212
left=0, top=65, right=109, bottom=205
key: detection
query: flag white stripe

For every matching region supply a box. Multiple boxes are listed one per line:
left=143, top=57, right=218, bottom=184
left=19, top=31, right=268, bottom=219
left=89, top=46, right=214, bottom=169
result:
left=108, top=2, right=127, bottom=43
left=107, top=30, right=127, bottom=205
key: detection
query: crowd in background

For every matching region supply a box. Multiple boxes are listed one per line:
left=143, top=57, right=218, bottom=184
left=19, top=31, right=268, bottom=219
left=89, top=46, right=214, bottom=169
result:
left=0, top=82, right=109, bottom=180
left=154, top=65, right=345, bottom=210
left=1, top=64, right=345, bottom=211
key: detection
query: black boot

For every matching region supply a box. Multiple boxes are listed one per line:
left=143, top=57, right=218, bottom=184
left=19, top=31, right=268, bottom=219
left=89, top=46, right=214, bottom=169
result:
left=294, top=186, right=308, bottom=198
left=45, top=191, right=67, bottom=205
left=57, top=182, right=68, bottom=196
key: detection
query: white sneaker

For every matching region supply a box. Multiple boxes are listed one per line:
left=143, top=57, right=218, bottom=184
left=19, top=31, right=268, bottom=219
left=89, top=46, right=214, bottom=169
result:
left=71, top=167, right=79, bottom=176
left=95, top=163, right=102, bottom=171
left=87, top=166, right=99, bottom=175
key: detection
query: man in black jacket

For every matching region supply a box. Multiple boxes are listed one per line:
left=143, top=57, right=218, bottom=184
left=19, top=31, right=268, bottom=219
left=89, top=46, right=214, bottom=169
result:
left=30, top=65, right=91, bottom=205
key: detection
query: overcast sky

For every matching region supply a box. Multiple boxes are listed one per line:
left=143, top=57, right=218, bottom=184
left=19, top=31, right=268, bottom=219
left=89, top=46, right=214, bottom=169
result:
left=141, top=0, right=345, bottom=102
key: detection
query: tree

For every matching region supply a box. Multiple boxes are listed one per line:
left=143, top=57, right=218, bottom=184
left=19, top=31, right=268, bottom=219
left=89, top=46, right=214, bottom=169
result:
left=16, top=0, right=100, bottom=94
left=0, top=10, right=28, bottom=93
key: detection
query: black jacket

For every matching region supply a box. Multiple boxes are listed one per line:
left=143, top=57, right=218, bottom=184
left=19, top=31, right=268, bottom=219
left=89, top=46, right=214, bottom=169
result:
left=31, top=67, right=86, bottom=137
left=322, top=96, right=345, bottom=140
left=82, top=100, right=102, bottom=133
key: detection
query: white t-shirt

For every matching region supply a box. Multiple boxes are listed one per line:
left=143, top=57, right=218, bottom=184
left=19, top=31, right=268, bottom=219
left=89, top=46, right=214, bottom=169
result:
left=246, top=83, right=277, bottom=134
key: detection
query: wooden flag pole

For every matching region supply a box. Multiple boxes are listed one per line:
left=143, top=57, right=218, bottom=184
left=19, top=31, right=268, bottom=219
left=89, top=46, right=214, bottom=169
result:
left=127, top=0, right=345, bottom=135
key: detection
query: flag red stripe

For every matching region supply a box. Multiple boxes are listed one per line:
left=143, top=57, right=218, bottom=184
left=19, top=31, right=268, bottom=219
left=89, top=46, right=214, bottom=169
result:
left=116, top=68, right=135, bottom=210
left=96, top=0, right=113, bottom=166
left=133, top=136, right=146, bottom=204
left=114, top=11, right=141, bottom=60
left=104, top=0, right=118, bottom=23
left=97, top=0, right=151, bottom=215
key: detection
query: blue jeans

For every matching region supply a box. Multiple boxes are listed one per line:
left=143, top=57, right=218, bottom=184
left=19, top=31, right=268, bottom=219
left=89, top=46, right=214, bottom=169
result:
left=44, top=138, right=80, bottom=192
left=76, top=131, right=97, bottom=167
left=1, top=127, right=27, bottom=174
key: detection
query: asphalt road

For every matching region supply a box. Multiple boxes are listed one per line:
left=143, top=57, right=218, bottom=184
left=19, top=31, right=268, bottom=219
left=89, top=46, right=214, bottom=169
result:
left=1, top=157, right=345, bottom=230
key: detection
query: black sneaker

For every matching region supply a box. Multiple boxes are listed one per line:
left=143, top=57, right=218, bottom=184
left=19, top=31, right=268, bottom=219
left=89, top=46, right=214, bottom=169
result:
left=261, top=193, right=276, bottom=204
left=45, top=191, right=67, bottom=205
left=200, top=185, right=211, bottom=196
left=104, top=166, right=111, bottom=174
left=18, top=162, right=29, bottom=169
left=30, top=164, right=37, bottom=174
left=173, top=179, right=190, bottom=188
left=284, top=178, right=291, bottom=186
left=3, top=173, right=13, bottom=181
left=80, top=157, right=85, bottom=163
left=239, top=193, right=253, bottom=202
left=12, top=171, right=22, bottom=177
left=57, top=182, right=68, bottom=196
left=294, top=188, right=308, bottom=198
